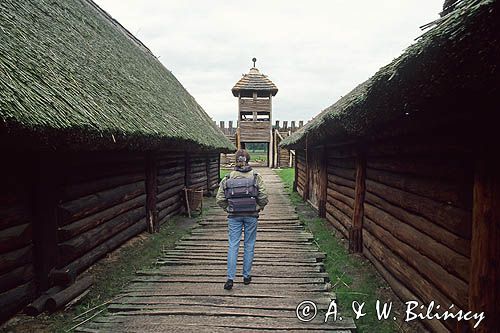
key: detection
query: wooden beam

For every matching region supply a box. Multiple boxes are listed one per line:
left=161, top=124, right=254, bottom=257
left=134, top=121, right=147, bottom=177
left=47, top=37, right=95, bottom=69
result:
left=349, top=149, right=366, bottom=253
left=145, top=152, right=158, bottom=233
left=303, top=136, right=310, bottom=201
left=318, top=146, right=327, bottom=218
left=469, top=157, right=499, bottom=332
left=293, top=152, right=298, bottom=192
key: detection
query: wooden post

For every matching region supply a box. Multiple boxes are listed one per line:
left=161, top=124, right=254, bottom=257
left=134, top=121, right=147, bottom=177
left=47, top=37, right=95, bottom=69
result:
left=349, top=148, right=366, bottom=253
left=293, top=151, right=298, bottom=192
left=145, top=152, right=158, bottom=233
left=468, top=157, right=499, bottom=332
left=33, top=152, right=60, bottom=292
left=205, top=154, right=211, bottom=195
left=318, top=146, right=328, bottom=218
left=303, top=135, right=310, bottom=201
left=184, top=152, right=191, bottom=187
left=269, top=94, right=273, bottom=168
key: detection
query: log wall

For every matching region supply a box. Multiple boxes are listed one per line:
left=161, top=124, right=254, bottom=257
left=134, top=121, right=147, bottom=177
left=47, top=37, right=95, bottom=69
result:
left=156, top=152, right=185, bottom=225
left=239, top=121, right=271, bottom=142
left=296, top=150, right=306, bottom=198
left=0, top=154, right=36, bottom=321
left=296, top=135, right=475, bottom=332
left=56, top=153, right=148, bottom=277
left=186, top=152, right=220, bottom=194
left=362, top=139, right=472, bottom=331
left=0, top=149, right=222, bottom=323
left=325, top=146, right=356, bottom=239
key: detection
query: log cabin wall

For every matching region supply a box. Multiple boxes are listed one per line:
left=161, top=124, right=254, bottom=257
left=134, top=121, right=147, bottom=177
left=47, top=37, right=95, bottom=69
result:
left=361, top=137, right=473, bottom=332
left=156, top=152, right=185, bottom=225
left=187, top=153, right=208, bottom=191
left=0, top=149, right=223, bottom=323
left=325, top=146, right=357, bottom=239
left=0, top=153, right=36, bottom=321
left=295, top=133, right=474, bottom=331
left=186, top=152, right=220, bottom=194
left=295, top=150, right=307, bottom=197
left=56, top=152, right=148, bottom=278
left=207, top=154, right=220, bottom=192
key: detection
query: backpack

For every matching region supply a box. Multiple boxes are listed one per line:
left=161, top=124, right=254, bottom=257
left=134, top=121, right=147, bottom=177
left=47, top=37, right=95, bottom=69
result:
left=223, top=171, right=259, bottom=213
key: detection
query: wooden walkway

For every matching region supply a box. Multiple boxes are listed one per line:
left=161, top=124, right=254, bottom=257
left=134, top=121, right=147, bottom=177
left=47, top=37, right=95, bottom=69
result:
left=77, top=168, right=355, bottom=332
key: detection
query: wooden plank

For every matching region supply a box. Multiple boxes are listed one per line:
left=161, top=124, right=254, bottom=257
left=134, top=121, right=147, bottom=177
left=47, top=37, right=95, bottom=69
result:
left=349, top=151, right=365, bottom=253
left=146, top=151, right=160, bottom=234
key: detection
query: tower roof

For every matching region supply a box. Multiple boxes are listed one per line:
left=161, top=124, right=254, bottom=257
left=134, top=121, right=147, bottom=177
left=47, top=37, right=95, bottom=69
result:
left=232, top=67, right=278, bottom=97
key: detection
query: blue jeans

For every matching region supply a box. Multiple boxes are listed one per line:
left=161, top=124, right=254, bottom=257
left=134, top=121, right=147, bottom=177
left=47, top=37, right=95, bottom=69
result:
left=227, top=216, right=258, bottom=280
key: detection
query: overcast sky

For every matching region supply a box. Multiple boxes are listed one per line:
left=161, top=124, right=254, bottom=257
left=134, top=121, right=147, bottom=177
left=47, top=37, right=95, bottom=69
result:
left=94, top=1, right=442, bottom=124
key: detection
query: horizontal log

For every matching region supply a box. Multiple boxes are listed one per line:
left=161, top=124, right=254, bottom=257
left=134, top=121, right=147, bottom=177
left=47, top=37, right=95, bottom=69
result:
left=327, top=189, right=354, bottom=211
left=366, top=167, right=471, bottom=209
left=25, top=286, right=63, bottom=316
left=190, top=170, right=207, bottom=180
left=58, top=181, right=145, bottom=226
left=365, top=192, right=470, bottom=257
left=0, top=281, right=36, bottom=323
left=327, top=194, right=353, bottom=219
left=327, top=158, right=355, bottom=169
left=0, top=264, right=34, bottom=294
left=364, top=202, right=469, bottom=282
left=157, top=160, right=184, bottom=169
left=0, top=205, right=31, bottom=230
left=157, top=184, right=184, bottom=202
left=60, top=173, right=145, bottom=201
left=367, top=156, right=473, bottom=182
left=327, top=183, right=355, bottom=202
left=363, top=230, right=459, bottom=328
left=366, top=179, right=471, bottom=239
left=362, top=247, right=450, bottom=333
left=365, top=137, right=472, bottom=157
left=327, top=173, right=356, bottom=189
left=46, top=275, right=93, bottom=312
left=325, top=202, right=351, bottom=231
left=327, top=166, right=356, bottom=181
left=159, top=204, right=183, bottom=224
left=157, top=165, right=184, bottom=176
left=325, top=212, right=348, bottom=238
left=325, top=147, right=356, bottom=159
left=0, top=223, right=32, bottom=253
left=189, top=179, right=207, bottom=189
left=364, top=217, right=468, bottom=308
left=64, top=164, right=144, bottom=184
left=157, top=195, right=181, bottom=211
left=191, top=165, right=207, bottom=174
left=58, top=207, right=146, bottom=266
left=157, top=173, right=184, bottom=187
left=0, top=245, right=33, bottom=275
left=62, top=220, right=146, bottom=275
left=57, top=194, right=146, bottom=241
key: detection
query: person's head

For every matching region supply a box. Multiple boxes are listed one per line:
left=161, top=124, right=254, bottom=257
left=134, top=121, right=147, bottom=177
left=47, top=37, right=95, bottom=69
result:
left=235, top=149, right=251, bottom=167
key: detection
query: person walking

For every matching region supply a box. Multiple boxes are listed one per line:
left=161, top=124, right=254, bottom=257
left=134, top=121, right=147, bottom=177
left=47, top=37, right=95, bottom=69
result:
left=216, top=149, right=268, bottom=290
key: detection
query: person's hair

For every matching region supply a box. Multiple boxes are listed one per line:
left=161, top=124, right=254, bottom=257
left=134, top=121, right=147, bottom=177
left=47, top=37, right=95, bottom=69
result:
left=235, top=149, right=251, bottom=167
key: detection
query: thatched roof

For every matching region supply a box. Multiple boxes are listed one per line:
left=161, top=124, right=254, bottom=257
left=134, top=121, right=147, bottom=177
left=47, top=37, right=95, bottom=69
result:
left=281, top=0, right=500, bottom=149
left=232, top=68, right=278, bottom=98
left=0, top=0, right=235, bottom=152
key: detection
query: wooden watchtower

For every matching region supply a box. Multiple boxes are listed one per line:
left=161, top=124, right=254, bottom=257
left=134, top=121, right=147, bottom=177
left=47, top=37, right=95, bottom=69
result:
left=232, top=58, right=278, bottom=166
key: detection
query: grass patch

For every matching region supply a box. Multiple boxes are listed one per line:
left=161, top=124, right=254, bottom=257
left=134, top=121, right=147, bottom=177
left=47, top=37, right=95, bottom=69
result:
left=3, top=215, right=196, bottom=333
left=220, top=168, right=231, bottom=179
left=275, top=168, right=398, bottom=333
